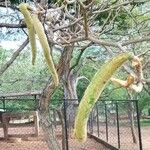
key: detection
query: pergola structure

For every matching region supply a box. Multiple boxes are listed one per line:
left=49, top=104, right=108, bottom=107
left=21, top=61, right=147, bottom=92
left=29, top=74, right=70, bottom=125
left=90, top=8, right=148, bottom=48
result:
left=0, top=91, right=41, bottom=140
left=0, top=91, right=41, bottom=110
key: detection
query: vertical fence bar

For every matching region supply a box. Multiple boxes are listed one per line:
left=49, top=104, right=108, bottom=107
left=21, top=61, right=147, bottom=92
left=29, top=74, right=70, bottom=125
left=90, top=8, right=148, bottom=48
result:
left=91, top=110, right=94, bottom=134
left=135, top=100, right=143, bottom=150
left=36, top=96, right=40, bottom=111
left=63, top=99, right=69, bottom=150
left=105, top=102, right=108, bottom=142
left=34, top=95, right=37, bottom=111
left=116, top=102, right=120, bottom=149
left=96, top=103, right=100, bottom=137
left=53, top=109, right=57, bottom=128
left=89, top=113, right=92, bottom=134
left=2, top=97, right=6, bottom=111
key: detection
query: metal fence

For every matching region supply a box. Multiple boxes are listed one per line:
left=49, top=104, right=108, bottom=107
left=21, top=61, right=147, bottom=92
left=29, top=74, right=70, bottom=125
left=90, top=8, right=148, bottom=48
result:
left=87, top=100, right=142, bottom=150
left=0, top=98, right=143, bottom=150
left=0, top=97, right=38, bottom=111
left=0, top=97, right=45, bottom=150
left=49, top=99, right=143, bottom=150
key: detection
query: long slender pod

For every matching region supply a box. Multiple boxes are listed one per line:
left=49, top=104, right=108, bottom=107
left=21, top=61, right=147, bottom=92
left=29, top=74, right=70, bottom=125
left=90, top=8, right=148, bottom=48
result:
left=32, top=14, right=59, bottom=86
left=19, top=3, right=36, bottom=65
left=74, top=53, right=133, bottom=142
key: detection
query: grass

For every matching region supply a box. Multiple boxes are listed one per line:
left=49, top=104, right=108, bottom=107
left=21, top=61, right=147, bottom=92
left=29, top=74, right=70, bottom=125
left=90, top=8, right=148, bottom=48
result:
left=140, top=119, right=150, bottom=127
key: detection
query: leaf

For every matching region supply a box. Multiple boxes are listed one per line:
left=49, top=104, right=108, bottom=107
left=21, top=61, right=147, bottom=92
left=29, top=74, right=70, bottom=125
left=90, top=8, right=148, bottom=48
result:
left=73, top=53, right=132, bottom=142
left=32, top=14, right=59, bottom=86
left=19, top=3, right=37, bottom=65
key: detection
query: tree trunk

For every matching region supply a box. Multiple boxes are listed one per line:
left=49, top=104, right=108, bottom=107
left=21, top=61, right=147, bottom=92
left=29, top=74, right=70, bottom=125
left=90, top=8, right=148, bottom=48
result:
left=38, top=46, right=74, bottom=150
left=61, top=45, right=79, bottom=130
left=39, top=111, right=61, bottom=150
left=63, top=71, right=79, bottom=129
left=64, top=71, right=78, bottom=100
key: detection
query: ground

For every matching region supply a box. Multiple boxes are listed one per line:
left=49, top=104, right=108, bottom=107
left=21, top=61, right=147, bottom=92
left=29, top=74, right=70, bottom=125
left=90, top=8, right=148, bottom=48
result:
left=0, top=126, right=149, bottom=150
left=0, top=127, right=109, bottom=150
left=141, top=127, right=150, bottom=150
left=92, top=125, right=150, bottom=150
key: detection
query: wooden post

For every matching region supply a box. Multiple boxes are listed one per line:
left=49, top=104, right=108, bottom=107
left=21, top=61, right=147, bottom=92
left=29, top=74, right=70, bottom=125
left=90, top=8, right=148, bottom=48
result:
left=2, top=115, right=9, bottom=140
left=34, top=111, right=39, bottom=136
left=2, top=111, right=40, bottom=139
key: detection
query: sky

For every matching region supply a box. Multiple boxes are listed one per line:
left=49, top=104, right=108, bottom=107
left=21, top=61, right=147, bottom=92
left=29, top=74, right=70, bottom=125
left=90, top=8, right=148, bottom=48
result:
left=0, top=40, right=22, bottom=49
left=0, top=7, right=24, bottom=50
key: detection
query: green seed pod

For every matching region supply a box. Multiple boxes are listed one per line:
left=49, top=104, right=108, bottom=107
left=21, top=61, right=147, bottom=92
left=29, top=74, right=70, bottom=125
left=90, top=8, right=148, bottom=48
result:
left=32, top=14, right=59, bottom=86
left=19, top=3, right=36, bottom=65
left=74, top=53, right=132, bottom=142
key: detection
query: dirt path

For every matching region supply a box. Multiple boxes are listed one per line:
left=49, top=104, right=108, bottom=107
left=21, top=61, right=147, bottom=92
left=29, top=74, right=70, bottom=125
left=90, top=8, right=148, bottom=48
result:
left=0, top=127, right=109, bottom=150
left=92, top=125, right=150, bottom=150
left=0, top=125, right=149, bottom=150
left=141, top=127, right=150, bottom=150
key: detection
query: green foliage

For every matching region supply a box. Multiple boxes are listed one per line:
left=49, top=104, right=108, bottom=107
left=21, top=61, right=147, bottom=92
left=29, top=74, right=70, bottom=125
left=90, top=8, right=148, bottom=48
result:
left=140, top=119, right=150, bottom=127
left=77, top=80, right=89, bottom=101
left=102, top=83, right=128, bottom=100
left=95, top=11, right=109, bottom=26
left=0, top=48, right=8, bottom=65
left=0, top=99, right=35, bottom=112
left=9, top=0, right=21, bottom=4
left=130, top=1, right=145, bottom=6
left=51, top=85, right=64, bottom=100
left=115, top=12, right=130, bottom=30
left=9, top=0, right=29, bottom=5
left=6, top=100, right=35, bottom=111
left=95, top=10, right=131, bottom=31
left=138, top=93, right=150, bottom=115
left=0, top=47, right=49, bottom=93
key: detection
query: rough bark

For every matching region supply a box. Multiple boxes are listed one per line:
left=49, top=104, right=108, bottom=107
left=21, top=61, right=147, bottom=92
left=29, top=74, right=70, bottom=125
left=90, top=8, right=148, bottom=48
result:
left=62, top=46, right=79, bottom=129
left=63, top=71, right=78, bottom=128
left=38, top=46, right=75, bottom=150
left=39, top=111, right=61, bottom=150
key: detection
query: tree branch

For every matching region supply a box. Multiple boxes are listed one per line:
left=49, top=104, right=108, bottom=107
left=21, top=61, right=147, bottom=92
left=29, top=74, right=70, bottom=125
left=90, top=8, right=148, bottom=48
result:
left=92, top=0, right=148, bottom=15
left=122, top=36, right=150, bottom=46
left=0, top=23, right=26, bottom=28
left=0, top=38, right=29, bottom=76
left=70, top=42, right=92, bottom=71
left=88, top=35, right=150, bottom=48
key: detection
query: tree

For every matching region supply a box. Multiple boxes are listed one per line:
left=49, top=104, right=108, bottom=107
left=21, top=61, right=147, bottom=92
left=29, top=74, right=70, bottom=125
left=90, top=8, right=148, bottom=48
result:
left=0, top=0, right=150, bottom=149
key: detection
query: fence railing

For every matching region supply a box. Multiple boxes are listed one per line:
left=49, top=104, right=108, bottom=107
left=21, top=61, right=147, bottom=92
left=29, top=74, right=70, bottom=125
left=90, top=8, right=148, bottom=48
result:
left=49, top=99, right=143, bottom=150
left=0, top=98, right=143, bottom=150
left=0, top=98, right=38, bottom=111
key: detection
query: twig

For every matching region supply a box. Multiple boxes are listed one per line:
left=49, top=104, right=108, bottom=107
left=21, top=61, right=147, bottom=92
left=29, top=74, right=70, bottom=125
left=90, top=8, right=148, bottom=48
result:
left=70, top=42, right=92, bottom=71
left=0, top=23, right=26, bottom=28
left=0, top=38, right=29, bottom=76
